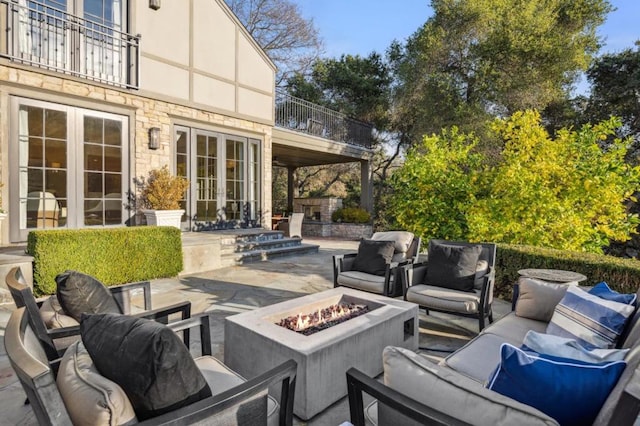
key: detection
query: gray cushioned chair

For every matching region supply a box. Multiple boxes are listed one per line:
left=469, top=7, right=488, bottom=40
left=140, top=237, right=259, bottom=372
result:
left=403, top=240, right=496, bottom=331
left=5, top=266, right=192, bottom=363
left=333, top=231, right=421, bottom=298
left=5, top=306, right=298, bottom=426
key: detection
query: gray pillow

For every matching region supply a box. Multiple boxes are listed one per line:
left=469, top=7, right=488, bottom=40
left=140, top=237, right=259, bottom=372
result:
left=425, top=243, right=481, bottom=292
left=56, top=270, right=121, bottom=322
left=515, top=277, right=576, bottom=322
left=352, top=239, right=395, bottom=276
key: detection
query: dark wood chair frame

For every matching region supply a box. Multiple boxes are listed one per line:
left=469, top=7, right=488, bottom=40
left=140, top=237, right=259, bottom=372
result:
left=5, top=266, right=192, bottom=363
left=333, top=236, right=421, bottom=298
left=5, top=306, right=298, bottom=426
left=402, top=240, right=497, bottom=331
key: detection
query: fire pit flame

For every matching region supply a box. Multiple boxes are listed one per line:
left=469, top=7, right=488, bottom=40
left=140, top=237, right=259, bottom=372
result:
left=277, top=302, right=370, bottom=336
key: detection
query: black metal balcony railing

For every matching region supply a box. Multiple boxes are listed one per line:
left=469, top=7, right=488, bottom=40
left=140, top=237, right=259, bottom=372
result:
left=275, top=88, right=373, bottom=149
left=1, top=0, right=140, bottom=89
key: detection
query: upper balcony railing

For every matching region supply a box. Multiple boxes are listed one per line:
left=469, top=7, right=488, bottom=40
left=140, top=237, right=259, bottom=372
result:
left=275, top=88, right=373, bottom=149
left=0, top=0, right=140, bottom=89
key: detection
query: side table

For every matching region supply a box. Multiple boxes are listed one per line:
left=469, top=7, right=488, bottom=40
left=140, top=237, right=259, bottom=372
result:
left=517, top=268, right=587, bottom=283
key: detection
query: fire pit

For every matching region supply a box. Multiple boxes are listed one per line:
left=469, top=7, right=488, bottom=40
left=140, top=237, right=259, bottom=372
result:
left=276, top=302, right=369, bottom=335
left=224, top=288, right=418, bottom=420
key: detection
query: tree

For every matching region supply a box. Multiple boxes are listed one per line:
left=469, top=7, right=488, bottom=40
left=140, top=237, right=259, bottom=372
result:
left=390, top=0, right=612, bottom=147
left=389, top=110, right=640, bottom=253
left=585, top=42, right=640, bottom=159
left=225, top=0, right=323, bottom=85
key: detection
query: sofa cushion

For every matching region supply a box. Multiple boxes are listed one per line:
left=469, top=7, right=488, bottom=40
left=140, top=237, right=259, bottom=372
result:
left=589, top=282, right=637, bottom=305
left=80, top=313, right=212, bottom=420
left=487, top=343, right=626, bottom=426
left=547, top=286, right=635, bottom=349
left=522, top=331, right=628, bottom=363
left=594, top=345, right=640, bottom=425
left=515, top=278, right=575, bottom=322
left=336, top=270, right=389, bottom=294
left=444, top=332, right=521, bottom=384
left=351, top=239, right=395, bottom=276
left=40, top=295, right=80, bottom=329
left=484, top=312, right=548, bottom=343
left=381, top=346, right=558, bottom=426
left=406, top=284, right=481, bottom=314
left=425, top=243, right=481, bottom=292
left=473, top=260, right=490, bottom=290
left=56, top=271, right=121, bottom=321
left=57, top=341, right=137, bottom=426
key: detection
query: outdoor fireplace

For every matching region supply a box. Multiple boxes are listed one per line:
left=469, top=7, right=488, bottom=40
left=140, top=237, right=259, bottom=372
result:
left=224, top=288, right=418, bottom=420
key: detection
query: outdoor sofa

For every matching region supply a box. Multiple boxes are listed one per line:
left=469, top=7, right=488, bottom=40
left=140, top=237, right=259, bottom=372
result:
left=347, top=277, right=640, bottom=425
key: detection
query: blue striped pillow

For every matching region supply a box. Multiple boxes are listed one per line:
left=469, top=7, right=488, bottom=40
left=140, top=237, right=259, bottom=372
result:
left=546, top=286, right=635, bottom=349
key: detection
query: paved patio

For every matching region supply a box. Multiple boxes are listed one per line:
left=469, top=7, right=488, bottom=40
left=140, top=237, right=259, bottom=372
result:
left=0, top=237, right=511, bottom=425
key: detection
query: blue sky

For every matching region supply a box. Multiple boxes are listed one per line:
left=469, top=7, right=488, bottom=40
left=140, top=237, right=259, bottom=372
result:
left=294, top=0, right=639, bottom=59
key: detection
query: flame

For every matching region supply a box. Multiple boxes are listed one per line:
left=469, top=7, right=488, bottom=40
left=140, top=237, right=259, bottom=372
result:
left=281, top=303, right=367, bottom=333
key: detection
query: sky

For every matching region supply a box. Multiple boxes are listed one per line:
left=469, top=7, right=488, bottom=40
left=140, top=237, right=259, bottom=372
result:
left=293, top=0, right=640, bottom=92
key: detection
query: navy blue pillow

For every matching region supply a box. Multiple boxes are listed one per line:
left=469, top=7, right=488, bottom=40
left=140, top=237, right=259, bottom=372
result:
left=589, top=282, right=637, bottom=305
left=487, top=343, right=626, bottom=426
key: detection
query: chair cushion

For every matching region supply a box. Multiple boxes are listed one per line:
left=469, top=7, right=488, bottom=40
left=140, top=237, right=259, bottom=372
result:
left=381, top=346, right=558, bottom=426
left=57, top=341, right=137, bottom=426
left=80, top=313, right=212, bottom=420
left=473, top=260, right=489, bottom=290
left=406, top=284, right=481, bottom=314
left=56, top=271, right=121, bottom=321
left=515, top=278, right=576, bottom=322
left=195, top=356, right=278, bottom=422
left=371, top=231, right=414, bottom=254
left=337, top=270, right=388, bottom=294
left=40, top=295, right=80, bottom=329
left=484, top=312, right=548, bottom=342
left=424, top=242, right=481, bottom=292
left=547, top=286, right=635, bottom=349
left=487, top=343, right=626, bottom=426
left=589, top=282, right=637, bottom=305
left=351, top=239, right=395, bottom=276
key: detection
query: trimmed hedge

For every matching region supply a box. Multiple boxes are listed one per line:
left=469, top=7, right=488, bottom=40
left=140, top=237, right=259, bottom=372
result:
left=496, top=244, right=640, bottom=301
left=27, top=227, right=183, bottom=296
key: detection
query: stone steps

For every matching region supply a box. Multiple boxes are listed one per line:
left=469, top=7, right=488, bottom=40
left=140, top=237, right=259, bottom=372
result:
left=220, top=243, right=320, bottom=267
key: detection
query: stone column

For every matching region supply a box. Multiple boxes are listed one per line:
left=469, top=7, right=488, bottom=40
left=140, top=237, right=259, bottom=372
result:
left=360, top=160, right=373, bottom=213
left=287, top=166, right=296, bottom=213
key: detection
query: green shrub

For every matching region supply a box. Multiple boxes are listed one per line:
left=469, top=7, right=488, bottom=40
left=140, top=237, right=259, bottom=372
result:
left=27, top=227, right=183, bottom=296
left=495, top=243, right=640, bottom=301
left=332, top=207, right=371, bottom=224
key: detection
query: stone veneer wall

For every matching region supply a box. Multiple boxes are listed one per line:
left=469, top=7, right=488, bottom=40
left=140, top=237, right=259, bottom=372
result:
left=302, top=222, right=372, bottom=239
left=0, top=65, right=274, bottom=239
left=293, top=197, right=342, bottom=222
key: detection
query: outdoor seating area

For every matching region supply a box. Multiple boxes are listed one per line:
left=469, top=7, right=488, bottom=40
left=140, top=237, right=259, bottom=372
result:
left=2, top=237, right=640, bottom=426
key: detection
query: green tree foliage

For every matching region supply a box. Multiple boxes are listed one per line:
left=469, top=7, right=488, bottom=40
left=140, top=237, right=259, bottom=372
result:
left=390, top=127, right=483, bottom=240
left=390, top=111, right=640, bottom=253
left=390, top=0, right=611, bottom=146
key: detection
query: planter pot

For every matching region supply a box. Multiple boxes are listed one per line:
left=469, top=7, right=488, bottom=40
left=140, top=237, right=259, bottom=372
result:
left=141, top=209, right=184, bottom=229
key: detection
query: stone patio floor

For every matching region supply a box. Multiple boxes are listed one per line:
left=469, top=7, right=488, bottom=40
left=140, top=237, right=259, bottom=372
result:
left=0, top=237, right=511, bottom=426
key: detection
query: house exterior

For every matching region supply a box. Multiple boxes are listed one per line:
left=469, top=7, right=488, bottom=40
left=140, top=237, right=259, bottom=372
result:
left=0, top=0, right=373, bottom=244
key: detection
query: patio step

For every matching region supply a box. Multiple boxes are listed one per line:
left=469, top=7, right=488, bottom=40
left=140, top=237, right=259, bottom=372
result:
left=220, top=243, right=320, bottom=267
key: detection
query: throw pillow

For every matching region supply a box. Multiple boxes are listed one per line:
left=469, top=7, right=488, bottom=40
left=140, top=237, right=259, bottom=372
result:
left=487, top=343, right=626, bottom=426
left=424, top=243, right=481, bottom=292
left=56, top=270, right=121, bottom=322
left=351, top=239, right=395, bottom=276
left=370, top=231, right=414, bottom=254
left=546, top=286, right=635, bottom=349
left=522, top=331, right=628, bottom=363
left=57, top=341, right=137, bottom=425
left=515, top=277, right=575, bottom=322
left=589, top=282, right=637, bottom=305
left=473, top=260, right=489, bottom=290
left=80, top=313, right=212, bottom=420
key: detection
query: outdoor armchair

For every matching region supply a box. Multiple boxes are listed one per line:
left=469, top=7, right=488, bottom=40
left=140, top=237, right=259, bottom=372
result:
left=277, top=212, right=304, bottom=238
left=402, top=240, right=496, bottom=331
left=5, top=306, right=298, bottom=426
left=5, top=266, right=191, bottom=363
left=333, top=231, right=421, bottom=298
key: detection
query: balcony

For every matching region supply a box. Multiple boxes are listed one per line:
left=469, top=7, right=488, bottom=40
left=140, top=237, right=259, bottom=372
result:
left=275, top=88, right=373, bottom=149
left=0, top=0, right=139, bottom=89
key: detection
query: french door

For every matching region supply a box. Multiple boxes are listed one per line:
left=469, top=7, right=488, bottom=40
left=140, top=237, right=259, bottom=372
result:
left=10, top=97, right=128, bottom=242
left=175, top=126, right=260, bottom=231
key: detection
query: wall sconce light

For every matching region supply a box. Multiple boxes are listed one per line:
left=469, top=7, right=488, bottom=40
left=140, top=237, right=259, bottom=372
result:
left=149, top=0, right=161, bottom=10
left=149, top=127, right=161, bottom=150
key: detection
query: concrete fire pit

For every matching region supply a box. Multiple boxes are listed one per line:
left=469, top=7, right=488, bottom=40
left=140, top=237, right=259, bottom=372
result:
left=224, top=287, right=419, bottom=420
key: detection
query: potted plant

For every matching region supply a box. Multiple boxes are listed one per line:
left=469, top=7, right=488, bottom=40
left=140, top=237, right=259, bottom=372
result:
left=139, top=166, right=189, bottom=229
